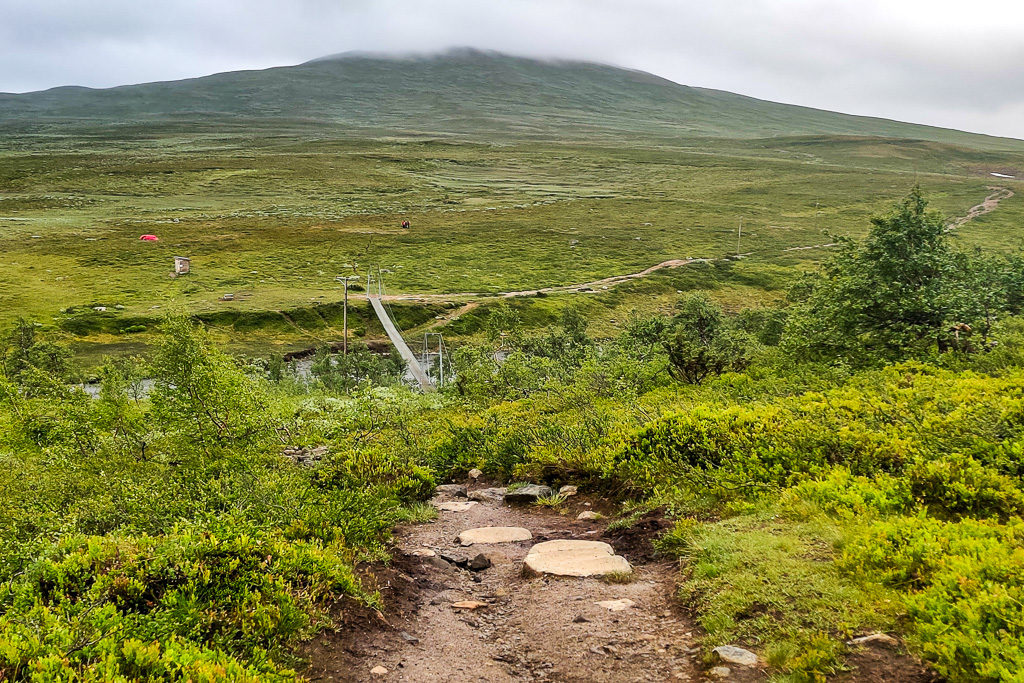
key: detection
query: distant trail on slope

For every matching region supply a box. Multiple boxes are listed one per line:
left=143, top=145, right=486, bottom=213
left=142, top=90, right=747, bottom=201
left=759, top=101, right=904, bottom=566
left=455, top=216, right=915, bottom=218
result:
left=497, top=258, right=701, bottom=298
left=370, top=186, right=1016, bottom=315
left=377, top=259, right=701, bottom=303
left=947, top=186, right=1014, bottom=230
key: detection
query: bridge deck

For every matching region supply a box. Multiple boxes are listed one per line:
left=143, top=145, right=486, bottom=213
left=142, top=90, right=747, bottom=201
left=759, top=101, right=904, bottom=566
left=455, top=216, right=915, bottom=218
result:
left=368, top=294, right=435, bottom=392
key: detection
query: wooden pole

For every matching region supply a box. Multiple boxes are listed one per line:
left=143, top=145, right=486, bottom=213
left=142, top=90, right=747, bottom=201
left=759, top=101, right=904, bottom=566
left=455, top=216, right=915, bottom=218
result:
left=343, top=279, right=349, bottom=356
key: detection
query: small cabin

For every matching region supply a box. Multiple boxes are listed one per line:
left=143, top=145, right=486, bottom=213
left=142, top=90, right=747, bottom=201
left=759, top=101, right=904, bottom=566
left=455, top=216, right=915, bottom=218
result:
left=174, top=256, right=191, bottom=275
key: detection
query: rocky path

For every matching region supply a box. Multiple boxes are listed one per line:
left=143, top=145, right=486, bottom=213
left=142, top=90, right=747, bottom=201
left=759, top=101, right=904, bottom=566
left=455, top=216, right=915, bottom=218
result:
left=303, top=484, right=742, bottom=683
left=302, top=483, right=946, bottom=682
left=946, top=185, right=1014, bottom=230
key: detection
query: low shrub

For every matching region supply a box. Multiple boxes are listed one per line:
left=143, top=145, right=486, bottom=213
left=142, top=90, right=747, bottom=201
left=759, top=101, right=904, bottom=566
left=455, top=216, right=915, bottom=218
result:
left=840, top=517, right=1024, bottom=682
left=0, top=527, right=376, bottom=681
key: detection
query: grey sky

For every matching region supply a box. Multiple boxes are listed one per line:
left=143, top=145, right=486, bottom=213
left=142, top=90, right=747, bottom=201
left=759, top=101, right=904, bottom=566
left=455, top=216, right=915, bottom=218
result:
left=2, top=0, right=1023, bottom=139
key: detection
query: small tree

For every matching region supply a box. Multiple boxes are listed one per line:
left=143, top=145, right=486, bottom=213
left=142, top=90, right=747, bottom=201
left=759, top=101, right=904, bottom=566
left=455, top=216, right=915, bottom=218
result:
left=788, top=188, right=990, bottom=363
left=150, top=316, right=274, bottom=450
left=0, top=318, right=72, bottom=393
left=524, top=306, right=593, bottom=369
left=311, top=343, right=405, bottom=393
left=485, top=302, right=524, bottom=351
left=662, top=293, right=748, bottom=384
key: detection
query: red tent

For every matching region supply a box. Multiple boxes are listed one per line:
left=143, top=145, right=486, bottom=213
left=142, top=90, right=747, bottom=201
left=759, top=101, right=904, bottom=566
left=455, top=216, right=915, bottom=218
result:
left=139, top=235, right=159, bottom=241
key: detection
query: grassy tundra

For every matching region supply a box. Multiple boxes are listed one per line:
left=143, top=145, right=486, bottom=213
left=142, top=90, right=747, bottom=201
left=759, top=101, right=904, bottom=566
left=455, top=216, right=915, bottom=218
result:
left=3, top=50, right=1024, bottom=681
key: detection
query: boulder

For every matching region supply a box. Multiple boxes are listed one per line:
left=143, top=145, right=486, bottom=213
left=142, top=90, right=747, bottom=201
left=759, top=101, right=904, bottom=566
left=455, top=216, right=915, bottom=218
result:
left=504, top=484, right=554, bottom=504
left=435, top=484, right=468, bottom=497
left=458, top=527, right=533, bottom=546
left=523, top=540, right=632, bottom=577
left=468, top=468, right=483, bottom=479
left=468, top=487, right=506, bottom=503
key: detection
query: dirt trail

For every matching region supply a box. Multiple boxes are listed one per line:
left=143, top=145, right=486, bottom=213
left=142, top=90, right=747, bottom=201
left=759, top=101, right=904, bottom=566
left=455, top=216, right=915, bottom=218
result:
left=373, top=187, right=1015, bottom=308
left=303, top=489, right=944, bottom=682
left=947, top=186, right=1014, bottom=230
left=424, top=301, right=480, bottom=330
left=378, top=259, right=700, bottom=305
left=304, top=489, right=727, bottom=683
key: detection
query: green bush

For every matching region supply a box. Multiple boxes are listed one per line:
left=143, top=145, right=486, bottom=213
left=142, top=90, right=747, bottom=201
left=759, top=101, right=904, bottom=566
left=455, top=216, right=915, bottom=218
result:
left=907, top=453, right=1024, bottom=521
left=840, top=517, right=1024, bottom=682
left=0, top=527, right=375, bottom=681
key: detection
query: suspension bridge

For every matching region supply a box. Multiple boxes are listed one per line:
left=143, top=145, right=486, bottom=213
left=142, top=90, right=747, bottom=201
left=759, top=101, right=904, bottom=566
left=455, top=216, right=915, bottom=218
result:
left=366, top=269, right=441, bottom=393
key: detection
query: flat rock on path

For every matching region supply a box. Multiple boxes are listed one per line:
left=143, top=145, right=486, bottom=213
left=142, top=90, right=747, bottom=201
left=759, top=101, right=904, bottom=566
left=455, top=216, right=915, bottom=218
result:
left=309, top=494, right=706, bottom=682
left=436, top=501, right=478, bottom=512
left=524, top=540, right=632, bottom=578
left=458, top=526, right=533, bottom=546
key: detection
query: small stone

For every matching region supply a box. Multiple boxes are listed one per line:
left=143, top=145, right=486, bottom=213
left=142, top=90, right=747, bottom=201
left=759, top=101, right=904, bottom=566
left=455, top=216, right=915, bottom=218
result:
left=709, top=666, right=731, bottom=679
left=438, top=552, right=469, bottom=567
left=572, top=615, right=590, bottom=623
left=468, top=553, right=492, bottom=571
left=426, top=556, right=451, bottom=571
left=849, top=633, right=900, bottom=648
left=712, top=645, right=759, bottom=667
left=451, top=600, right=488, bottom=610
left=370, top=665, right=388, bottom=676
left=589, top=645, right=606, bottom=656
left=468, top=487, right=506, bottom=503
left=559, top=485, right=578, bottom=496
left=410, top=549, right=436, bottom=557
left=468, top=468, right=483, bottom=479
left=436, top=484, right=468, bottom=497
left=595, top=598, right=635, bottom=612
left=504, top=484, right=554, bottom=504
left=399, top=631, right=419, bottom=644
left=577, top=511, right=600, bottom=521
left=458, top=526, right=533, bottom=546
left=436, top=501, right=477, bottom=512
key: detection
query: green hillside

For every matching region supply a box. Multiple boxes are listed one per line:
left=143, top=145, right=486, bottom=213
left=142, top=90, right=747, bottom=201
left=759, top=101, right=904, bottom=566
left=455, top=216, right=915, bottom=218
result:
left=2, top=48, right=1023, bottom=150
left=2, top=48, right=1023, bottom=363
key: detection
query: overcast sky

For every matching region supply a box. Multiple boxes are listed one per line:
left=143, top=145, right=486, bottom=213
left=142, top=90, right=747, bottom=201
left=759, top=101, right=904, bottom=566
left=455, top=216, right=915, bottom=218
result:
left=3, top=0, right=1023, bottom=139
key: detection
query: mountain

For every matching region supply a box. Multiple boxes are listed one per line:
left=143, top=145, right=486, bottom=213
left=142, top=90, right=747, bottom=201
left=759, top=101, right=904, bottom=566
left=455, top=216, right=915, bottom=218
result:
left=2, top=48, right=1021, bottom=150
